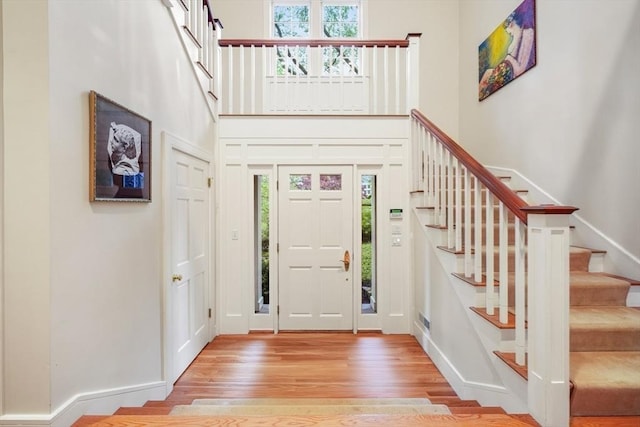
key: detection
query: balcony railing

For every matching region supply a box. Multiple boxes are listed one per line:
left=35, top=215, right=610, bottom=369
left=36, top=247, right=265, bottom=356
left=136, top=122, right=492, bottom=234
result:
left=218, top=35, right=420, bottom=115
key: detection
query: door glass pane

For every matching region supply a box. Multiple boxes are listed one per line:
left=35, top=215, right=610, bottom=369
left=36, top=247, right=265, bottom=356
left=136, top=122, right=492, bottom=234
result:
left=254, top=175, right=270, bottom=314
left=361, top=175, right=376, bottom=313
left=320, top=174, right=342, bottom=190
left=289, top=174, right=312, bottom=190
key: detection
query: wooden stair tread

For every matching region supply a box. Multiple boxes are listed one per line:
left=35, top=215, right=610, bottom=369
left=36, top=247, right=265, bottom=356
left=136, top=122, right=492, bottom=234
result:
left=114, top=407, right=172, bottom=415
left=71, top=415, right=110, bottom=426
left=470, top=307, right=516, bottom=329
left=494, top=352, right=528, bottom=380
left=72, top=413, right=538, bottom=426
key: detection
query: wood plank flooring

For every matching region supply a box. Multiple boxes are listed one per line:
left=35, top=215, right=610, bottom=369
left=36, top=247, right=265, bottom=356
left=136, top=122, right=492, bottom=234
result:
left=73, top=332, right=640, bottom=426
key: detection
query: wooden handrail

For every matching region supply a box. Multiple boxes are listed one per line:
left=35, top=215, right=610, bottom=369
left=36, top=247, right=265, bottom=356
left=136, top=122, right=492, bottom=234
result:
left=411, top=109, right=530, bottom=224
left=219, top=38, right=410, bottom=48
left=203, top=0, right=215, bottom=27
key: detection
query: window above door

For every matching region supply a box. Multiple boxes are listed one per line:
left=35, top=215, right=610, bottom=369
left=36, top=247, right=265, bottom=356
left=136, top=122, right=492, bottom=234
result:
left=270, top=0, right=366, bottom=76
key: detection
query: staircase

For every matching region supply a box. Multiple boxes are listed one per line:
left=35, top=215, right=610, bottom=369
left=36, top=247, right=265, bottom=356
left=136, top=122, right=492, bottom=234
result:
left=411, top=173, right=640, bottom=418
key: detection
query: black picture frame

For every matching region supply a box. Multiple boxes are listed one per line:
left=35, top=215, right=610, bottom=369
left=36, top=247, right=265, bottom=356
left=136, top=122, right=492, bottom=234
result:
left=90, top=91, right=152, bottom=202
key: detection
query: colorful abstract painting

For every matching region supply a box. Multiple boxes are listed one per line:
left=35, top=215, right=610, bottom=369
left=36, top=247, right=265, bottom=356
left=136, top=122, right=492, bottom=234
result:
left=478, top=0, right=536, bottom=101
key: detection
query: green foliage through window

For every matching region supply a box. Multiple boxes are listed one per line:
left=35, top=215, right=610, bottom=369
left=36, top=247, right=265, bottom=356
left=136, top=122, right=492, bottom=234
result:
left=273, top=2, right=361, bottom=76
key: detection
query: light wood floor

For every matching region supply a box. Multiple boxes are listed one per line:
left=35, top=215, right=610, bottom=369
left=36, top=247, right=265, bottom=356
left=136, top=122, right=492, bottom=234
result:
left=74, top=332, right=640, bottom=426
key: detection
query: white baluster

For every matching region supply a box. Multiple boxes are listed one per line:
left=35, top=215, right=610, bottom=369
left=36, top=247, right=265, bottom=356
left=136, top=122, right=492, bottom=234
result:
left=250, top=44, right=256, bottom=114
left=454, top=159, right=462, bottom=252
left=464, top=168, right=472, bottom=277
left=272, top=46, right=278, bottom=112
left=383, top=45, right=389, bottom=115
left=184, top=0, right=191, bottom=32
left=474, top=178, right=482, bottom=283
left=395, top=45, right=400, bottom=114
left=360, top=45, right=367, bottom=112
left=446, top=150, right=454, bottom=248
left=239, top=45, right=245, bottom=114
left=372, top=46, right=378, bottom=114
left=499, top=202, right=509, bottom=325
left=438, top=143, right=446, bottom=227
left=485, top=192, right=495, bottom=315
left=261, top=45, right=267, bottom=114
left=433, top=142, right=441, bottom=225
left=227, top=46, right=233, bottom=114
left=428, top=133, right=435, bottom=207
left=284, top=45, right=289, bottom=112
left=515, top=217, right=526, bottom=365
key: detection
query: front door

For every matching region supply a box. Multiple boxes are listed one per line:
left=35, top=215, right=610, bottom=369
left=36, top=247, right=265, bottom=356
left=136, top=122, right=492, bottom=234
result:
left=278, top=166, right=353, bottom=330
left=170, top=148, right=210, bottom=383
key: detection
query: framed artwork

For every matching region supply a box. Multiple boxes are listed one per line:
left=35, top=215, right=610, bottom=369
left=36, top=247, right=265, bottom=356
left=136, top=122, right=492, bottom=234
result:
left=478, top=0, right=536, bottom=101
left=89, top=91, right=152, bottom=202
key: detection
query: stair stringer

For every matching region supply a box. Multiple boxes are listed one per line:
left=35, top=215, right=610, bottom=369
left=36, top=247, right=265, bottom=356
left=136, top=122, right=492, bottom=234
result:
left=411, top=208, right=528, bottom=414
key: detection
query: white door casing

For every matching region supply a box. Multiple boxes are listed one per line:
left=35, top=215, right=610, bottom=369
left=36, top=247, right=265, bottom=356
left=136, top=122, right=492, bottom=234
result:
left=164, top=134, right=212, bottom=387
left=278, top=165, right=353, bottom=330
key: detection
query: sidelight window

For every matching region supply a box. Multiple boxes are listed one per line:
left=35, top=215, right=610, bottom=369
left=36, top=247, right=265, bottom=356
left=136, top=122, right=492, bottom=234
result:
left=361, top=175, right=376, bottom=313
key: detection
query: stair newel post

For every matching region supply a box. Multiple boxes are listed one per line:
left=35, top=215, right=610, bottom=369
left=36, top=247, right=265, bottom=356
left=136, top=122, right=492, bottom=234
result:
left=405, top=34, right=421, bottom=113
left=523, top=206, right=578, bottom=427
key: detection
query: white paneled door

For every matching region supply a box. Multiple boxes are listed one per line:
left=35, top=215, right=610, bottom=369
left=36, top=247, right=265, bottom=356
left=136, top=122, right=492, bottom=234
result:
left=278, top=166, right=353, bottom=330
left=170, top=149, right=210, bottom=383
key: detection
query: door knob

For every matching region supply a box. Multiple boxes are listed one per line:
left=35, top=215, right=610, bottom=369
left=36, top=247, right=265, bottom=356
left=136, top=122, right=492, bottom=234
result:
left=172, top=274, right=183, bottom=282
left=339, top=250, right=351, bottom=272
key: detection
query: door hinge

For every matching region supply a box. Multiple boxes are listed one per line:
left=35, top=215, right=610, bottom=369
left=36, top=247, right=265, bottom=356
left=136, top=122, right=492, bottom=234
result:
left=276, top=180, right=279, bottom=191
left=207, top=177, right=213, bottom=188
left=208, top=308, right=212, bottom=318
left=277, top=243, right=279, bottom=253
left=277, top=305, right=280, bottom=315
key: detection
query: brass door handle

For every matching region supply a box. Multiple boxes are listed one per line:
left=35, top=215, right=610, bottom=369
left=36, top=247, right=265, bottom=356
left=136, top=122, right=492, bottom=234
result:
left=172, top=274, right=183, bottom=282
left=340, top=250, right=351, bottom=272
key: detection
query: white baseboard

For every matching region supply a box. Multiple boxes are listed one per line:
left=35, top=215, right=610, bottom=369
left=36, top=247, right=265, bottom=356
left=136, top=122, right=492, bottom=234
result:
left=0, top=381, right=166, bottom=427
left=412, top=321, right=527, bottom=413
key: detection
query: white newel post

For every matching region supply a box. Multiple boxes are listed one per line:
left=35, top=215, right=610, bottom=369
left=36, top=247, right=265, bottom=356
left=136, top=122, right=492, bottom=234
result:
left=406, top=33, right=421, bottom=113
left=523, top=206, right=578, bottom=427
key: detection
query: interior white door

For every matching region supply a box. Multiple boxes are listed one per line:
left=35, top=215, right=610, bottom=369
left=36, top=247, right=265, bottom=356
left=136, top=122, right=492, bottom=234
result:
left=278, top=166, right=353, bottom=330
left=170, top=149, right=210, bottom=383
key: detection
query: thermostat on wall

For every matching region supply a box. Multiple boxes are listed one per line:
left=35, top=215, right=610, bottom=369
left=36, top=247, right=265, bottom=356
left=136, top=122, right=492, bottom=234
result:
left=389, top=208, right=403, bottom=219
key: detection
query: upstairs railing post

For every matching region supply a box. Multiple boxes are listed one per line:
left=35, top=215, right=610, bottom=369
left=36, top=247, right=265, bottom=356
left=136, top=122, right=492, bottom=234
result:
left=523, top=206, right=577, bottom=427
left=405, top=33, right=421, bottom=113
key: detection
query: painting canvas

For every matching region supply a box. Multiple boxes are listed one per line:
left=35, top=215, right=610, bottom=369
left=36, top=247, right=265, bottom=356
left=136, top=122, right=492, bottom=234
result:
left=478, top=0, right=536, bottom=101
left=90, top=91, right=152, bottom=202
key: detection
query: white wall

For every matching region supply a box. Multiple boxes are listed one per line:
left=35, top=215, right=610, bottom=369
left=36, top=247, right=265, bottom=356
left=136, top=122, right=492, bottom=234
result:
left=1, top=0, right=52, bottom=414
left=459, top=0, right=640, bottom=271
left=367, top=0, right=460, bottom=138
left=2, top=0, right=215, bottom=420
